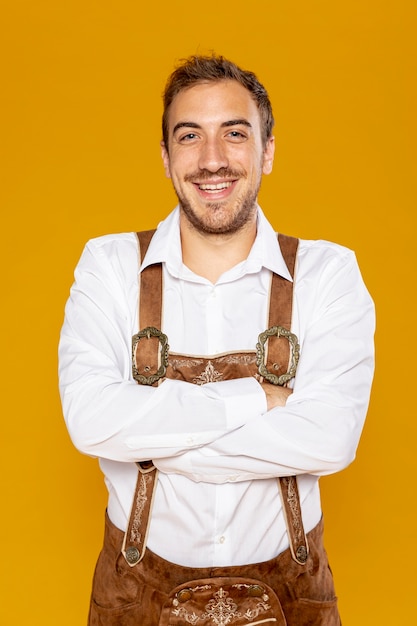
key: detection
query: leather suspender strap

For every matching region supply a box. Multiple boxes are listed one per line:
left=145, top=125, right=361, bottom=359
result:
left=264, top=234, right=299, bottom=382
left=123, top=229, right=308, bottom=567
left=269, top=236, right=309, bottom=565
left=122, top=231, right=159, bottom=567
left=132, top=230, right=163, bottom=388
left=278, top=476, right=309, bottom=564
left=138, top=230, right=162, bottom=334
left=121, top=469, right=159, bottom=566
left=271, top=234, right=297, bottom=329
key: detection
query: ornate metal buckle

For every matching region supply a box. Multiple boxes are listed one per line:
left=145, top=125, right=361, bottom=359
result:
left=132, top=326, right=169, bottom=385
left=256, top=325, right=300, bottom=386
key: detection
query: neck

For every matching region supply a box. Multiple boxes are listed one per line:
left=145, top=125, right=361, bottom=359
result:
left=180, top=212, right=257, bottom=283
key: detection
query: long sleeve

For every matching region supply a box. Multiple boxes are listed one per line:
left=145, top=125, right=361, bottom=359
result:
left=58, top=233, right=266, bottom=463
left=155, top=243, right=375, bottom=482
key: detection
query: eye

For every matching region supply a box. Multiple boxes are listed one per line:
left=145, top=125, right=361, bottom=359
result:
left=178, top=132, right=199, bottom=143
left=226, top=130, right=247, bottom=141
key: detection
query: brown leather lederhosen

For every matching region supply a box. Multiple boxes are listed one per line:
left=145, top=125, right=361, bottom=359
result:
left=88, top=231, right=340, bottom=626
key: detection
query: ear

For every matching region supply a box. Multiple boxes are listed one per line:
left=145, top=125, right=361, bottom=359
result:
left=160, top=141, right=171, bottom=179
left=262, top=136, right=275, bottom=175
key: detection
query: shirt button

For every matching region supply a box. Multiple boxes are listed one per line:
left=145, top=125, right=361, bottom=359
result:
left=219, top=536, right=226, bottom=544
left=186, top=436, right=194, bottom=445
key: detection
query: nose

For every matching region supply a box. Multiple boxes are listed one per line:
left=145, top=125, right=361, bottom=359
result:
left=197, top=137, right=228, bottom=173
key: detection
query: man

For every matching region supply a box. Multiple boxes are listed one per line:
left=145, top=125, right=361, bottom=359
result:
left=59, top=55, right=375, bottom=625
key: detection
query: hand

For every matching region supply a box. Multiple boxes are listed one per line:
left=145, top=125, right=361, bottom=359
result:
left=260, top=382, right=293, bottom=411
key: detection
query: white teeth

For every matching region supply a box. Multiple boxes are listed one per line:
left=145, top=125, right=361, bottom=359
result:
left=198, top=181, right=233, bottom=191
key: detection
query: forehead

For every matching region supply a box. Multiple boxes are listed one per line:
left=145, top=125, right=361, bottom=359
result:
left=167, top=80, right=261, bottom=132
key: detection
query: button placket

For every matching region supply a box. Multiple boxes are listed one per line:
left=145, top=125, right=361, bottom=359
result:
left=206, top=286, right=223, bottom=354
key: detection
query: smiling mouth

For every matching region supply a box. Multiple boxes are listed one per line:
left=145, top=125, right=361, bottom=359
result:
left=196, top=181, right=235, bottom=192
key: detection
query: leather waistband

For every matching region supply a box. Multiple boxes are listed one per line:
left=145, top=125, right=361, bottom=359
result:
left=107, top=512, right=324, bottom=595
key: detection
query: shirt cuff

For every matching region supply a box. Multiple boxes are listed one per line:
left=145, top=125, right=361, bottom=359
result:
left=204, top=376, right=267, bottom=430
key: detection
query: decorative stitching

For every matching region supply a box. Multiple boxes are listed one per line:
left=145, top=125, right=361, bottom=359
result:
left=193, top=361, right=224, bottom=385
left=201, top=588, right=240, bottom=625
left=169, top=354, right=256, bottom=369
left=282, top=477, right=302, bottom=544
left=171, top=586, right=274, bottom=625
left=129, top=472, right=152, bottom=544
left=171, top=607, right=201, bottom=624
left=243, top=602, right=273, bottom=620
left=169, top=358, right=205, bottom=369
left=220, top=355, right=257, bottom=365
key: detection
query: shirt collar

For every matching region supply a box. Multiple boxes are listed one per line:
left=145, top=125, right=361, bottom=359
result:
left=139, top=207, right=182, bottom=273
left=245, top=208, right=293, bottom=281
left=140, top=206, right=293, bottom=283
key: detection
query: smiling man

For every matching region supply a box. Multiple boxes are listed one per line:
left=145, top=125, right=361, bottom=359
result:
left=59, top=55, right=375, bottom=625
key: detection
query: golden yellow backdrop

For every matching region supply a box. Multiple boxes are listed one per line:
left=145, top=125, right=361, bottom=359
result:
left=1, top=1, right=415, bottom=623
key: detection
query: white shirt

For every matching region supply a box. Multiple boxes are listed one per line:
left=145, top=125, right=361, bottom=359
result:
left=58, top=207, right=375, bottom=567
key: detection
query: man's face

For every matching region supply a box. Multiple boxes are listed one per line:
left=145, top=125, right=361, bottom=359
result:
left=161, top=80, right=275, bottom=236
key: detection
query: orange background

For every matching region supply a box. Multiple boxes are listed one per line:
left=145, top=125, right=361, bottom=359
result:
left=1, top=1, right=415, bottom=624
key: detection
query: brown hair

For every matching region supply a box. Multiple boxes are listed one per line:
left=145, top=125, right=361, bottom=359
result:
left=162, top=54, right=274, bottom=149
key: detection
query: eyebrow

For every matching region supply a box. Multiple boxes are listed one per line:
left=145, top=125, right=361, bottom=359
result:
left=172, top=119, right=252, bottom=135
left=222, top=119, right=252, bottom=129
left=172, top=122, right=201, bottom=135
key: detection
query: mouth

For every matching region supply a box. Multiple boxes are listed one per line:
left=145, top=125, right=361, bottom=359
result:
left=192, top=179, right=238, bottom=199
left=197, top=180, right=234, bottom=192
